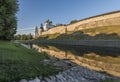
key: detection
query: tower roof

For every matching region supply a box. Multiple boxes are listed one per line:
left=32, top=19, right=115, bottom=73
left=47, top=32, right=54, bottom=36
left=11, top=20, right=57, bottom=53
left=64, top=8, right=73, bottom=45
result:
left=45, top=19, right=52, bottom=24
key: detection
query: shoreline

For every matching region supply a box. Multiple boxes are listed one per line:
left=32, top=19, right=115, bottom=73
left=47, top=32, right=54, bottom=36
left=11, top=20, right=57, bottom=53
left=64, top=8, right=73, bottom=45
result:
left=18, top=41, right=120, bottom=82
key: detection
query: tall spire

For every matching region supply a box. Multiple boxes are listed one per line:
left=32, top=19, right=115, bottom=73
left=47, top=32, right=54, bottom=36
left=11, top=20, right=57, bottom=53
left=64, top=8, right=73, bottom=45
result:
left=40, top=23, right=43, bottom=30
left=39, top=23, right=43, bottom=36
left=34, top=26, right=38, bottom=38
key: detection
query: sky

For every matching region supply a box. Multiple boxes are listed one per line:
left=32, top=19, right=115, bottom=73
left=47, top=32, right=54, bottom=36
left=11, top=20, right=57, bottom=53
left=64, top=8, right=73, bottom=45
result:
left=17, top=0, right=120, bottom=34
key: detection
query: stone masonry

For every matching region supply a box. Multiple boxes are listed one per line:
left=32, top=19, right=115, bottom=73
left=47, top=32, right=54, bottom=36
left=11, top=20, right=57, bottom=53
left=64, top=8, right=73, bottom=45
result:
left=19, top=66, right=117, bottom=82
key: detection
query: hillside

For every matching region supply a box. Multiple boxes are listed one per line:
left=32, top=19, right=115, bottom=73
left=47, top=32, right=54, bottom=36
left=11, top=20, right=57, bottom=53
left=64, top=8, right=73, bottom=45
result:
left=82, top=25, right=120, bottom=36
left=38, top=11, right=120, bottom=40
left=39, top=25, right=120, bottom=40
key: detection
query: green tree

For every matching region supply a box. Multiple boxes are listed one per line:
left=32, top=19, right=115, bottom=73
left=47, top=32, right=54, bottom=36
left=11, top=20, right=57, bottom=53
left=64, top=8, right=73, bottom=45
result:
left=69, top=20, right=78, bottom=24
left=28, top=33, right=33, bottom=40
left=0, top=0, right=18, bottom=40
left=14, top=34, right=21, bottom=40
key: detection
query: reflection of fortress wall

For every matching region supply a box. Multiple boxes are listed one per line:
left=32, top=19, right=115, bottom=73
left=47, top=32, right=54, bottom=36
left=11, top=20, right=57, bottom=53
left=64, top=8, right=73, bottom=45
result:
left=32, top=45, right=120, bottom=77
left=42, top=11, right=120, bottom=35
left=48, top=49, right=120, bottom=77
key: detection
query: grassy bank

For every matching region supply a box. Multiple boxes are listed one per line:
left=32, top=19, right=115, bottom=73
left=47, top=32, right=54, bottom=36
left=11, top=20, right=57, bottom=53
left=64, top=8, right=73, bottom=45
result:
left=0, top=41, right=60, bottom=82
left=82, top=25, right=120, bottom=36
left=38, top=25, right=120, bottom=40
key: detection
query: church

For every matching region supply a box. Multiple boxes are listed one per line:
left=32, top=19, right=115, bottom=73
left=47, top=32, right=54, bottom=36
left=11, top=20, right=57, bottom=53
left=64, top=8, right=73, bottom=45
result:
left=34, top=19, right=55, bottom=38
left=43, top=19, right=54, bottom=31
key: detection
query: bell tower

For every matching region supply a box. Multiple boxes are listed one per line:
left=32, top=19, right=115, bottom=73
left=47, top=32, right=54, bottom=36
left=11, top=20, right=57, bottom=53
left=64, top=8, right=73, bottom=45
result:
left=34, top=26, right=38, bottom=38
left=39, top=23, right=43, bottom=36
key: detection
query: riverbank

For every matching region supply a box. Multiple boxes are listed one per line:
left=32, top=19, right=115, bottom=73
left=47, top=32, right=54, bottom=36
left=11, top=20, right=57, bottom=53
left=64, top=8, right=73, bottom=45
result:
left=0, top=41, right=60, bottom=82
left=2, top=40, right=119, bottom=82
left=31, top=44, right=120, bottom=77
left=19, top=66, right=119, bottom=82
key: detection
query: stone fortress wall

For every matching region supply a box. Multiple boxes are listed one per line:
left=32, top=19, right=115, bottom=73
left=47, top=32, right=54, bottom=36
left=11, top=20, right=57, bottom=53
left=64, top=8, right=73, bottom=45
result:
left=42, top=11, right=120, bottom=35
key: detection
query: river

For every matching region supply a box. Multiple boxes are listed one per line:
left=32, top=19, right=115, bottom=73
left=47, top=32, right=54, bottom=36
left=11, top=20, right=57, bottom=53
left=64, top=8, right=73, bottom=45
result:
left=31, top=43, right=120, bottom=77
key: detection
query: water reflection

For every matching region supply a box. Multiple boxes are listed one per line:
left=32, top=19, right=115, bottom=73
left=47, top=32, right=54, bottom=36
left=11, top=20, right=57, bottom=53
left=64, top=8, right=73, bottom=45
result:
left=32, top=44, right=120, bottom=77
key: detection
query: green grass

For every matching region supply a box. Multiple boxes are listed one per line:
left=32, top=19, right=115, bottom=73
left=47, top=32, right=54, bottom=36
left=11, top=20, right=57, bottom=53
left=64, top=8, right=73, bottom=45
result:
left=0, top=41, right=60, bottom=82
left=38, top=33, right=60, bottom=40
left=82, top=25, right=120, bottom=36
left=101, top=78, right=119, bottom=82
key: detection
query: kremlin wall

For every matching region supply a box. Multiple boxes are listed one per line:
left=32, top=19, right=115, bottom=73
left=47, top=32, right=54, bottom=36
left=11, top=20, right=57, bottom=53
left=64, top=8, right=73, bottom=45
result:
left=41, top=10, right=120, bottom=35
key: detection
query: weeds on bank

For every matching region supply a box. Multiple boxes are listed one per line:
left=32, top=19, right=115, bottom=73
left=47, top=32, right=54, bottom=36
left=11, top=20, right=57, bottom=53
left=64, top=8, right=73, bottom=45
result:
left=0, top=41, right=61, bottom=82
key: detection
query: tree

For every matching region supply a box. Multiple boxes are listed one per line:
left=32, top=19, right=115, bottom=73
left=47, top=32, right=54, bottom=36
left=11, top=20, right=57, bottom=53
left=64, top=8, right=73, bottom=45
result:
left=69, top=20, right=78, bottom=24
left=0, top=0, right=18, bottom=40
left=14, top=34, right=21, bottom=40
left=28, top=33, right=33, bottom=40
left=14, top=34, right=33, bottom=40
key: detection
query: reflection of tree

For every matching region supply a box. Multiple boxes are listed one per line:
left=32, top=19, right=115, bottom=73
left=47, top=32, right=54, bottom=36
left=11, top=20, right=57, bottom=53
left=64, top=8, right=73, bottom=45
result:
left=45, top=44, right=120, bottom=57
left=36, top=43, right=120, bottom=58
left=65, top=50, right=68, bottom=59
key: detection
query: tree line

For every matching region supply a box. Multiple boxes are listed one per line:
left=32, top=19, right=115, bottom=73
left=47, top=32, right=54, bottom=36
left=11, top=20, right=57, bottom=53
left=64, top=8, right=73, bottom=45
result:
left=14, top=34, right=33, bottom=40
left=0, top=0, right=18, bottom=40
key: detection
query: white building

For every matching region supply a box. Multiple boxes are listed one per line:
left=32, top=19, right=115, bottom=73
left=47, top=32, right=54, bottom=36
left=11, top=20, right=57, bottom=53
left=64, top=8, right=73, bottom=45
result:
left=34, top=19, right=55, bottom=38
left=43, top=19, right=54, bottom=31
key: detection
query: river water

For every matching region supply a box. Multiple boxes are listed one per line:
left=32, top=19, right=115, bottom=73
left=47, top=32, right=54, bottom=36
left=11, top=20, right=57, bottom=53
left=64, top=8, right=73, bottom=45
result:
left=31, top=43, right=120, bottom=77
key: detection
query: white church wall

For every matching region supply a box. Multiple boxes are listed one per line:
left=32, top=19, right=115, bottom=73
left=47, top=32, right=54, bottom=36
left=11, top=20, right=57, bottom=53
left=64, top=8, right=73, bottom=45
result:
left=43, top=22, right=54, bottom=31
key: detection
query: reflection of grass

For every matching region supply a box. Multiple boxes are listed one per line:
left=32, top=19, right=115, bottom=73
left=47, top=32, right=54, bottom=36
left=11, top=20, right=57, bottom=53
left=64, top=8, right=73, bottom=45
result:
left=0, top=41, right=60, bottom=82
left=48, top=46, right=61, bottom=52
left=37, top=45, right=61, bottom=52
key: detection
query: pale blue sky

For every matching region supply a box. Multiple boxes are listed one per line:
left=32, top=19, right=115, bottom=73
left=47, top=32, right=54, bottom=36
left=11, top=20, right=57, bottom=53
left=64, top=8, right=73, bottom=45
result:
left=17, top=0, right=120, bottom=34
